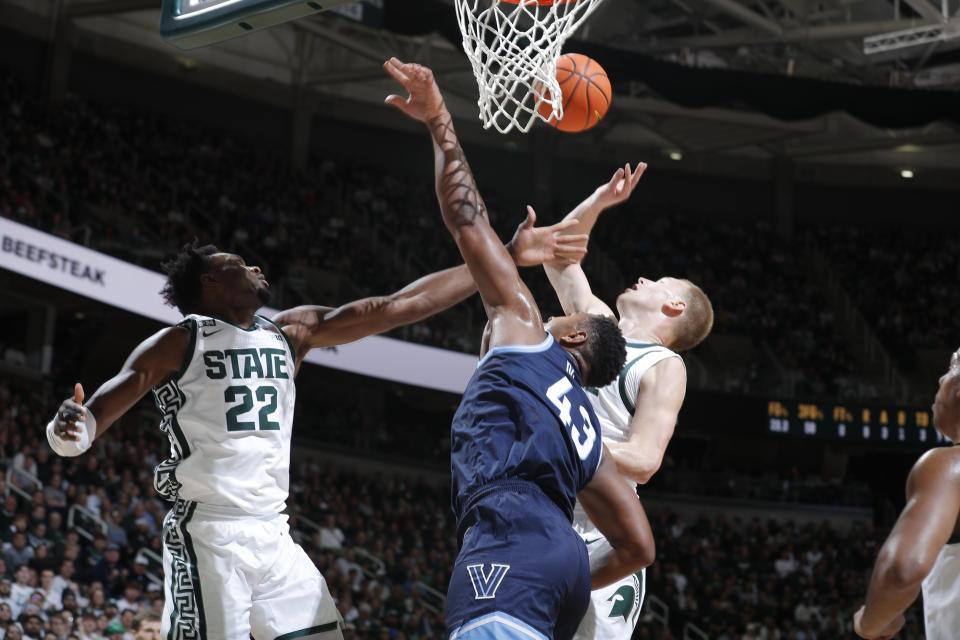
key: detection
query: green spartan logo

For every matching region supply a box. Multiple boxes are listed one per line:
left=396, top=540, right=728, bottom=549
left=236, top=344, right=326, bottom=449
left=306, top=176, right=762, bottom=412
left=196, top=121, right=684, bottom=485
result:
left=607, top=585, right=637, bottom=622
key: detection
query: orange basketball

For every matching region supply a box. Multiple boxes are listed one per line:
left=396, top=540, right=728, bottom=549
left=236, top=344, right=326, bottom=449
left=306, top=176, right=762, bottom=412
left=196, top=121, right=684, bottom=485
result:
left=538, top=53, right=612, bottom=133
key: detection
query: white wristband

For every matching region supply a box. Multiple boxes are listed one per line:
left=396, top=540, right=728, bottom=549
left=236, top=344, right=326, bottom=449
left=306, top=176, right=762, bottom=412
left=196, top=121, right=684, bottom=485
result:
left=46, top=409, right=96, bottom=457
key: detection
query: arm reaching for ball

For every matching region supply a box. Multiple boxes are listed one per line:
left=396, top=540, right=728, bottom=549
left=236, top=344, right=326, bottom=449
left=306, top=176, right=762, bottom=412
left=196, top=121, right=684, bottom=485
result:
left=383, top=56, right=547, bottom=349
left=543, top=162, right=646, bottom=319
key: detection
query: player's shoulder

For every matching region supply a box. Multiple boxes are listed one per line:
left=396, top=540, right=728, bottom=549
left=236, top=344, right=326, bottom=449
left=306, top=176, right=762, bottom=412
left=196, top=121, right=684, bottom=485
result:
left=128, top=324, right=193, bottom=378
left=147, top=323, right=193, bottom=349
left=910, top=445, right=960, bottom=487
left=635, top=351, right=686, bottom=388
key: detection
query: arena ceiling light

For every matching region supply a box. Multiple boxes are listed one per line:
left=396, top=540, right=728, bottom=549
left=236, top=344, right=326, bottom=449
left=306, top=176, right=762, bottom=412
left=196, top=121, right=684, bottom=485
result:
left=900, top=169, right=916, bottom=179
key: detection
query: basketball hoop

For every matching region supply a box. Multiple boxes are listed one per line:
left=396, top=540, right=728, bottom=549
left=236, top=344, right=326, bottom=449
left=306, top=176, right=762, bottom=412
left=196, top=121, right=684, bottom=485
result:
left=454, top=0, right=607, bottom=134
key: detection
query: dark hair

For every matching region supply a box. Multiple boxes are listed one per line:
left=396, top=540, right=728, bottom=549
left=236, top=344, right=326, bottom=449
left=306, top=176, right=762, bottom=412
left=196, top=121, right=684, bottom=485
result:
left=582, top=314, right=627, bottom=388
left=160, top=240, right=219, bottom=315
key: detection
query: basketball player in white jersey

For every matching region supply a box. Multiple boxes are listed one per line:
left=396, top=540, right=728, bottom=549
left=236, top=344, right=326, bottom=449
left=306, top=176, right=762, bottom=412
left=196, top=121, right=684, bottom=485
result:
left=44, top=218, right=587, bottom=639
left=853, top=349, right=960, bottom=640
left=542, top=163, right=713, bottom=640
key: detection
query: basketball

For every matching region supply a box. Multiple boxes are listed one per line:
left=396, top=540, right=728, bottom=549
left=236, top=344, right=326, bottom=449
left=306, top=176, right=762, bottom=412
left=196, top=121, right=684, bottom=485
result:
left=538, top=53, right=612, bottom=133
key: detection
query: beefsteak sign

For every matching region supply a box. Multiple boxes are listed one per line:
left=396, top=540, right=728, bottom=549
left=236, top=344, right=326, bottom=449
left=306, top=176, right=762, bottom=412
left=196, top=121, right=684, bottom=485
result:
left=0, top=217, right=476, bottom=394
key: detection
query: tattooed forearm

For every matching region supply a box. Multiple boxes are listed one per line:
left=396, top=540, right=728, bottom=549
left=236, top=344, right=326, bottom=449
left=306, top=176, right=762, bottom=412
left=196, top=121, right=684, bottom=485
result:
left=428, top=112, right=488, bottom=229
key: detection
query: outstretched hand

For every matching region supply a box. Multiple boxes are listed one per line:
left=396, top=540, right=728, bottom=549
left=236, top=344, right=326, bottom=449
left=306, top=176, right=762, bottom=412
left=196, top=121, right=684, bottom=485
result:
left=383, top=57, right=447, bottom=123
left=594, top=162, right=647, bottom=211
left=508, top=206, right=589, bottom=267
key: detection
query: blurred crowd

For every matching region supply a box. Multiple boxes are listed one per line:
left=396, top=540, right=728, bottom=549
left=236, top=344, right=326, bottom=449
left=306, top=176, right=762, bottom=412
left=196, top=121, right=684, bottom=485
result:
left=814, top=225, right=960, bottom=365
left=3, top=370, right=920, bottom=639
left=0, top=375, right=456, bottom=639
left=587, top=212, right=865, bottom=398
left=2, top=72, right=939, bottom=401
left=634, top=511, right=924, bottom=640
left=647, top=465, right=873, bottom=508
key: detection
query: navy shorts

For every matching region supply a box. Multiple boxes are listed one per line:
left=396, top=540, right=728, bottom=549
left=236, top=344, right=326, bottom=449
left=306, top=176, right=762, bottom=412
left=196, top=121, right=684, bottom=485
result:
left=446, top=481, right=591, bottom=640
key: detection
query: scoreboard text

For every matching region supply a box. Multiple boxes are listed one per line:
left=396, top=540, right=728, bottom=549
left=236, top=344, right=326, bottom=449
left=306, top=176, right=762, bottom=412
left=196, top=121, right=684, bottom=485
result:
left=767, top=399, right=947, bottom=446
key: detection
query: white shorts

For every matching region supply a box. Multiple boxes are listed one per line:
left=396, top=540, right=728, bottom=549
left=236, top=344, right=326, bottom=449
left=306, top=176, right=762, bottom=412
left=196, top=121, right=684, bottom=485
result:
left=161, top=500, right=342, bottom=640
left=572, top=536, right=646, bottom=640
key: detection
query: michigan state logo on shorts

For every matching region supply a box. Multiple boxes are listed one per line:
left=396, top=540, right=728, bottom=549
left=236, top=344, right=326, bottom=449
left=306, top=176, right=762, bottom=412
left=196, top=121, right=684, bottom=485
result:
left=466, top=564, right=510, bottom=600
left=607, top=572, right=644, bottom=624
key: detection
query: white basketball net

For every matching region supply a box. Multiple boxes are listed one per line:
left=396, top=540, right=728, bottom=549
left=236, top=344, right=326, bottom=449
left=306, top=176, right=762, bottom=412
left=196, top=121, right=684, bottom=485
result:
left=455, top=0, right=607, bottom=134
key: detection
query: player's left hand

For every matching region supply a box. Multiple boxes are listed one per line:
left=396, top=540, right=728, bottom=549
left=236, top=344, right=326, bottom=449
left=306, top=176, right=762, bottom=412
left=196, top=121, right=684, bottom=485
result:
left=508, top=206, right=588, bottom=267
left=853, top=606, right=905, bottom=639
left=594, top=162, right=647, bottom=210
left=383, top=57, right=447, bottom=123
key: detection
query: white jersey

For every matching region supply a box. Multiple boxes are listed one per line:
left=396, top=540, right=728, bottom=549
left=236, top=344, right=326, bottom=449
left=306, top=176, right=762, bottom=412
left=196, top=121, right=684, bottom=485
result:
left=572, top=340, right=681, bottom=537
left=922, top=535, right=960, bottom=640
left=153, top=314, right=296, bottom=516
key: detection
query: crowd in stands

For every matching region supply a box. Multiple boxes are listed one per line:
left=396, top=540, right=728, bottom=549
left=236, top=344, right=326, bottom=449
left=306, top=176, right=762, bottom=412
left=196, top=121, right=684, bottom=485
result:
left=4, top=71, right=938, bottom=401
left=814, top=225, right=960, bottom=365
left=587, top=212, right=865, bottom=398
left=0, top=375, right=457, bottom=639
left=4, top=62, right=958, bottom=396
left=3, top=368, right=931, bottom=639
left=646, top=465, right=873, bottom=508
left=635, top=510, right=924, bottom=640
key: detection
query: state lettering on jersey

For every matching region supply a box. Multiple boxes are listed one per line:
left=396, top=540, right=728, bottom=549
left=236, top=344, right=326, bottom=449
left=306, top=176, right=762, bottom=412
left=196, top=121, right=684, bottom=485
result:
left=466, top=563, right=510, bottom=600
left=203, top=348, right=289, bottom=380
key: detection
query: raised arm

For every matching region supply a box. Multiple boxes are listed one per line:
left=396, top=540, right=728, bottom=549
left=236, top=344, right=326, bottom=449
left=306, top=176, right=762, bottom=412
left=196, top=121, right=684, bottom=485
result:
left=578, top=446, right=656, bottom=588
left=543, top=163, right=646, bottom=318
left=273, top=208, right=587, bottom=364
left=606, top=356, right=686, bottom=484
left=47, top=327, right=188, bottom=455
left=383, top=58, right=546, bottom=346
left=854, top=448, right=960, bottom=639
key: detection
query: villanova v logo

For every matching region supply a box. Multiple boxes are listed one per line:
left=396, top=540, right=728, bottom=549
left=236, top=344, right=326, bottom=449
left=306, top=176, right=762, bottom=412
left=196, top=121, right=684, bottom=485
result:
left=466, top=563, right=510, bottom=599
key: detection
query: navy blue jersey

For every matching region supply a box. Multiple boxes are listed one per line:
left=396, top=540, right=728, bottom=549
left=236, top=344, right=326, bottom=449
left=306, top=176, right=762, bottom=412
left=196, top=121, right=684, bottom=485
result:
left=451, top=334, right=604, bottom=525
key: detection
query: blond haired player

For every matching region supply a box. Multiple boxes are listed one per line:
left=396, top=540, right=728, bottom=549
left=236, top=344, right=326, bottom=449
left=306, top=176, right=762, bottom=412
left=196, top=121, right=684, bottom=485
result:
left=45, top=220, right=586, bottom=640
left=543, top=164, right=714, bottom=640
left=853, top=350, right=960, bottom=640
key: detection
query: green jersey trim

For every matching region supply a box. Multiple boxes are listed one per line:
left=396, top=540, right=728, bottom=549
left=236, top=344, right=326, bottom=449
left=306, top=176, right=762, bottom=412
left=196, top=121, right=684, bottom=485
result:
left=258, top=315, right=297, bottom=364
left=618, top=351, right=659, bottom=414
left=275, top=622, right=340, bottom=639
left=173, top=318, right=198, bottom=383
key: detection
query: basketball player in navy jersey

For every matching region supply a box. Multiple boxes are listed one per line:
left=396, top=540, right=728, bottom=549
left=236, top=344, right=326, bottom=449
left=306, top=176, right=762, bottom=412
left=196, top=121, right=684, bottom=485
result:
left=384, top=58, right=655, bottom=640
left=853, top=349, right=960, bottom=640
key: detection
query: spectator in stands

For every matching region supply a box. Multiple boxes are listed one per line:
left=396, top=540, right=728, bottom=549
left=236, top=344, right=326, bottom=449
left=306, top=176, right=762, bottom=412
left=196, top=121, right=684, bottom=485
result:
left=102, top=621, right=123, bottom=640
left=131, top=613, right=160, bottom=640
left=114, top=585, right=139, bottom=615
left=317, top=514, right=345, bottom=550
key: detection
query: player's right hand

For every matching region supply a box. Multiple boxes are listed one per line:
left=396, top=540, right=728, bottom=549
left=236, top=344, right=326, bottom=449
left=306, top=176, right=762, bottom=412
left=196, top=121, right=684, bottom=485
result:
left=52, top=383, right=87, bottom=442
left=594, top=162, right=647, bottom=210
left=383, top=57, right=447, bottom=123
left=509, top=206, right=589, bottom=267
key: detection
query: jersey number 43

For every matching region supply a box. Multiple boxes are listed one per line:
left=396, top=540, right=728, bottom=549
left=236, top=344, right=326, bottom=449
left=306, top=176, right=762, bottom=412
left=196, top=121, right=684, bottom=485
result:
left=546, top=377, right=597, bottom=461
